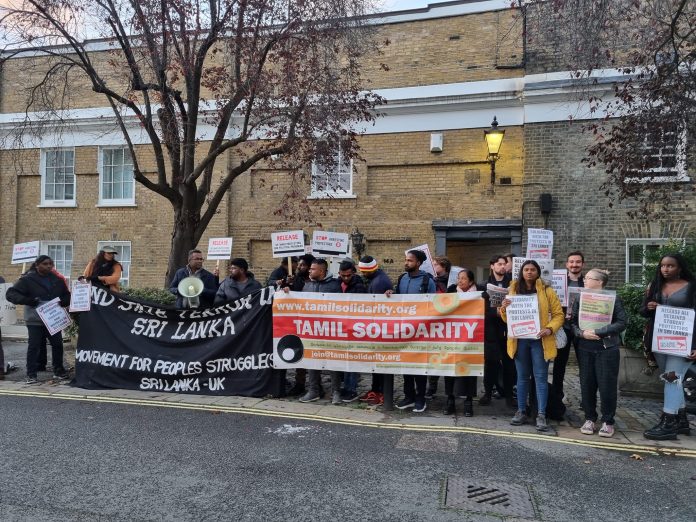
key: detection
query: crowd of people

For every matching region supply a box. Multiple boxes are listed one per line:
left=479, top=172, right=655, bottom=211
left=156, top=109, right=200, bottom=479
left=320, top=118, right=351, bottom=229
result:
left=2, top=246, right=694, bottom=440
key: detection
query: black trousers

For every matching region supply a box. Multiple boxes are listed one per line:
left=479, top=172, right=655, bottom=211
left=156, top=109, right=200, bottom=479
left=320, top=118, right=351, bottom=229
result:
left=27, top=325, right=63, bottom=377
left=551, top=327, right=574, bottom=397
left=0, top=326, right=4, bottom=373
left=444, top=376, right=477, bottom=398
left=577, top=347, right=620, bottom=425
left=403, top=374, right=427, bottom=401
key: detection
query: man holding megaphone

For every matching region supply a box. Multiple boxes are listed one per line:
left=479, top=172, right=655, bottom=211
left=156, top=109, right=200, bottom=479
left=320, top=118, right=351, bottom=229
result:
left=169, top=249, right=220, bottom=308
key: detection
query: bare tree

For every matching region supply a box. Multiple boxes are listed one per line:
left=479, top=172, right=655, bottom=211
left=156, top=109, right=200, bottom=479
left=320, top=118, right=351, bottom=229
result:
left=0, top=0, right=384, bottom=282
left=521, top=0, right=696, bottom=217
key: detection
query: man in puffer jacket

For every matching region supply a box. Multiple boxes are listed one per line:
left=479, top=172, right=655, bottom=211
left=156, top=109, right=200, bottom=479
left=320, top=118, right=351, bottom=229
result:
left=214, top=258, right=262, bottom=305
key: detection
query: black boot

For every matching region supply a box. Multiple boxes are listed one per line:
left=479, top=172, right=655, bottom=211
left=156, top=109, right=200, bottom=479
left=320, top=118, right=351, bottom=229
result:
left=463, top=397, right=474, bottom=417
left=677, top=409, right=691, bottom=435
left=443, top=395, right=456, bottom=415
left=644, top=412, right=680, bottom=441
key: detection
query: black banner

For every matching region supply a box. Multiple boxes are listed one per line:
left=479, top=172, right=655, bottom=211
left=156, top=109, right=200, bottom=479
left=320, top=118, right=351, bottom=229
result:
left=73, top=286, right=276, bottom=396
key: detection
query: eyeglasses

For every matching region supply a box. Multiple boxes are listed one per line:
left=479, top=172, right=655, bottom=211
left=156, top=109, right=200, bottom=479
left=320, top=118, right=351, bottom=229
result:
left=585, top=276, right=602, bottom=282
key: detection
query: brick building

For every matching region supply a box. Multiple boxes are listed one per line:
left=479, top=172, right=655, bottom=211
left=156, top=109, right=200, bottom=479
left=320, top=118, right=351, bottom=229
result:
left=0, top=0, right=692, bottom=289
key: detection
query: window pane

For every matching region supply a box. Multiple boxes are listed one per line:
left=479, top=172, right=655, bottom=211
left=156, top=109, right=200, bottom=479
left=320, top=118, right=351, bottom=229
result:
left=628, top=244, right=643, bottom=264
left=628, top=266, right=642, bottom=284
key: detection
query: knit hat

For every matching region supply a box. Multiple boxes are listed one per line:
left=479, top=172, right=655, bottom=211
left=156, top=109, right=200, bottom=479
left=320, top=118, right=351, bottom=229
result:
left=358, top=256, right=378, bottom=273
left=229, top=258, right=249, bottom=271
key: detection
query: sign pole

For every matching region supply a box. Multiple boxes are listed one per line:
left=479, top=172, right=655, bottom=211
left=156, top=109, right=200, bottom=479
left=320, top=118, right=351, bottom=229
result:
left=287, top=256, right=293, bottom=276
left=22, top=262, right=26, bottom=275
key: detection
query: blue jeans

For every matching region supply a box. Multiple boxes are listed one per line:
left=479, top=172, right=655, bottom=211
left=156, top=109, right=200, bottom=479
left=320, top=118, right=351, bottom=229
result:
left=654, top=353, right=694, bottom=414
left=514, top=339, right=550, bottom=415
left=343, top=372, right=359, bottom=393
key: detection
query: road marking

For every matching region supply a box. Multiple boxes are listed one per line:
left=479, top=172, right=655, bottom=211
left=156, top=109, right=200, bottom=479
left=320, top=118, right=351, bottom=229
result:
left=1, top=388, right=694, bottom=458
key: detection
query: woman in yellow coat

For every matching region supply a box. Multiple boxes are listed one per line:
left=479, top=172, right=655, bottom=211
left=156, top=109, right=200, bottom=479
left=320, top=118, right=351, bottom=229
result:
left=500, top=259, right=564, bottom=431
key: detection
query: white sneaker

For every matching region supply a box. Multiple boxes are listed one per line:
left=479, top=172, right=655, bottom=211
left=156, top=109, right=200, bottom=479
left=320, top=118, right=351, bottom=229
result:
left=598, top=423, right=615, bottom=438
left=580, top=420, right=595, bottom=435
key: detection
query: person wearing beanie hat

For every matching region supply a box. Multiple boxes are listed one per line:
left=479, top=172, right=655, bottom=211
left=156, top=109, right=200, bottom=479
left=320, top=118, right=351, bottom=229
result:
left=214, top=257, right=262, bottom=304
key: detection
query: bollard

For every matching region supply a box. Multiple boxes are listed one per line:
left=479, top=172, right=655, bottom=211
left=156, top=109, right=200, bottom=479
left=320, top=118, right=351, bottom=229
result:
left=383, top=373, right=394, bottom=411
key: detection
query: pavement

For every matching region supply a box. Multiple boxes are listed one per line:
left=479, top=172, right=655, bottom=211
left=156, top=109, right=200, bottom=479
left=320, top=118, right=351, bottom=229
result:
left=1, top=339, right=695, bottom=459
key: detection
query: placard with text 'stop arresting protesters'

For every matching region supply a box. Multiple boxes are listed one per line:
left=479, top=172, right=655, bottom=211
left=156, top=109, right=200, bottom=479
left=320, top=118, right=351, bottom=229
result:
left=500, top=259, right=564, bottom=432
left=292, top=259, right=343, bottom=404
left=640, top=253, right=696, bottom=440
left=81, top=245, right=123, bottom=292
left=386, top=249, right=436, bottom=413
left=169, top=249, right=220, bottom=308
left=214, top=258, right=262, bottom=305
left=571, top=269, right=626, bottom=438
left=358, top=255, right=393, bottom=405
left=337, top=260, right=368, bottom=403
left=6, top=256, right=71, bottom=384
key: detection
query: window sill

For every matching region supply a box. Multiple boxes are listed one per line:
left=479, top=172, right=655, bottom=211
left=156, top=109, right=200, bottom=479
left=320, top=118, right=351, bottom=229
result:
left=38, top=202, right=77, bottom=208
left=97, top=202, right=137, bottom=207
left=307, top=193, right=356, bottom=200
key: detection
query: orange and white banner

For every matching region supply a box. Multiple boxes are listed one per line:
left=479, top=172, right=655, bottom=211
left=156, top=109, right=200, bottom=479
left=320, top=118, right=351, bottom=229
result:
left=273, top=291, right=484, bottom=376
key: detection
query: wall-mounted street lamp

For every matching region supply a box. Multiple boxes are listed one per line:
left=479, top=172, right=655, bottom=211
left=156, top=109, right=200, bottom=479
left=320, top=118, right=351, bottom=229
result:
left=484, top=116, right=505, bottom=185
left=350, top=228, right=366, bottom=258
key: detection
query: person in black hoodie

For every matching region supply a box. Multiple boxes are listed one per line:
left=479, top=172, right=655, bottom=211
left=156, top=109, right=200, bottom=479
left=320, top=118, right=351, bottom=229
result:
left=6, top=255, right=71, bottom=383
left=214, top=258, right=262, bottom=304
left=337, top=260, right=367, bottom=402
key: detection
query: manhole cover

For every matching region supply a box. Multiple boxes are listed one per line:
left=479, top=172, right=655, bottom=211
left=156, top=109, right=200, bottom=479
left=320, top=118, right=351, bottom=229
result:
left=443, top=476, right=536, bottom=518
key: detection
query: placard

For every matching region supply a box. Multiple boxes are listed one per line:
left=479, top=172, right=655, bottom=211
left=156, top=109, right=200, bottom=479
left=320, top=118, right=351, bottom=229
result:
left=206, top=237, right=233, bottom=260
left=652, top=305, right=695, bottom=357
left=312, top=231, right=349, bottom=257
left=448, top=266, right=463, bottom=288
left=11, top=241, right=40, bottom=264
left=568, top=286, right=582, bottom=312
left=405, top=244, right=436, bottom=276
left=486, top=284, right=509, bottom=308
left=271, top=230, right=305, bottom=258
left=526, top=228, right=553, bottom=259
left=512, top=257, right=554, bottom=281
left=36, top=297, right=72, bottom=336
left=551, top=269, right=568, bottom=307
left=578, top=290, right=616, bottom=331
left=0, top=283, right=18, bottom=326
left=506, top=295, right=541, bottom=339
left=69, top=281, right=92, bottom=312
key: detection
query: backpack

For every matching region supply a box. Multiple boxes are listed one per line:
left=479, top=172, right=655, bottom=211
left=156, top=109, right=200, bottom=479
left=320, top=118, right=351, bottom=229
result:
left=396, top=272, right=434, bottom=294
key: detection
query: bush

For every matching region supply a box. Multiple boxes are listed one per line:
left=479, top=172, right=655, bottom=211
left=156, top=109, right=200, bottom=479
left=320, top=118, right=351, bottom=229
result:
left=120, top=286, right=176, bottom=306
left=618, top=239, right=696, bottom=351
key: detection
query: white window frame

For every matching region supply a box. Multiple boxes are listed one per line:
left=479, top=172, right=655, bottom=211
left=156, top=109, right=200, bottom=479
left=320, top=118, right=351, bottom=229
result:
left=625, top=238, right=684, bottom=284
left=40, top=240, right=73, bottom=283
left=309, top=142, right=355, bottom=199
left=97, top=241, right=132, bottom=287
left=98, top=146, right=136, bottom=206
left=40, top=147, right=77, bottom=207
left=626, top=125, right=689, bottom=183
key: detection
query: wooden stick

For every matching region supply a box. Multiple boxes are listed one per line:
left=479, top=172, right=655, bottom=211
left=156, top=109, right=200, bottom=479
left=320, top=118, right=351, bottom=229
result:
left=287, top=256, right=293, bottom=276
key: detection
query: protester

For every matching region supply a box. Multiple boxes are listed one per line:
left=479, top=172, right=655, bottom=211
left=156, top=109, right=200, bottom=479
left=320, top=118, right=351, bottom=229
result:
left=6, top=256, right=71, bottom=383
left=500, top=259, right=564, bottom=431
left=503, top=253, right=514, bottom=275
left=554, top=251, right=585, bottom=405
left=267, top=257, right=298, bottom=288
left=169, top=249, right=220, bottom=308
left=337, top=260, right=367, bottom=402
left=641, top=253, right=696, bottom=440
left=571, top=269, right=626, bottom=438
left=426, top=256, right=452, bottom=399
left=442, top=269, right=479, bottom=416
left=214, top=258, right=262, bottom=304
left=358, top=255, right=393, bottom=405
left=81, top=245, right=123, bottom=292
left=480, top=254, right=514, bottom=407
left=293, top=259, right=342, bottom=403
left=386, top=249, right=436, bottom=413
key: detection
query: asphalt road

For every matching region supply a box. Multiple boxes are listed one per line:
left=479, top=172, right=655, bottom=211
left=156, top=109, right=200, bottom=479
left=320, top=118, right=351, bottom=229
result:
left=1, top=396, right=694, bottom=521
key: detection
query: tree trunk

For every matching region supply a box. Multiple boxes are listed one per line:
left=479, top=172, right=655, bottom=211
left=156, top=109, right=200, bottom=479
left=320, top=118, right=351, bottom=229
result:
left=165, top=213, right=198, bottom=288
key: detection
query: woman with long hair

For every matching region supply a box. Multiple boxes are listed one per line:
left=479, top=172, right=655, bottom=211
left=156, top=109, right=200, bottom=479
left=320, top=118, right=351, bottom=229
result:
left=500, top=260, right=564, bottom=431
left=82, top=246, right=123, bottom=292
left=442, top=269, right=479, bottom=416
left=641, top=253, right=696, bottom=440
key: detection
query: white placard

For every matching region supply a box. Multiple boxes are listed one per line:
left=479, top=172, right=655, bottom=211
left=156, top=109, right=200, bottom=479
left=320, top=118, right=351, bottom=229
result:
left=69, top=281, right=92, bottom=312
left=526, top=228, right=554, bottom=259
left=11, top=241, right=40, bottom=264
left=652, top=305, right=694, bottom=357
left=36, top=297, right=72, bottom=336
left=312, top=231, right=349, bottom=257
left=448, top=266, right=463, bottom=288
left=405, top=244, right=436, bottom=276
left=506, top=295, right=541, bottom=339
left=512, top=257, right=554, bottom=281
left=0, top=283, right=18, bottom=326
left=486, top=284, right=509, bottom=308
left=271, top=230, right=305, bottom=258
left=206, top=237, right=233, bottom=260
left=551, top=269, right=568, bottom=307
